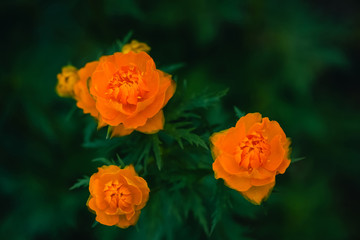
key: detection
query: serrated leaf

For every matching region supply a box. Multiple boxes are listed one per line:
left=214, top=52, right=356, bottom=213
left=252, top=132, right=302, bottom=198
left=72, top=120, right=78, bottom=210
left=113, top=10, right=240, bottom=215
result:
left=69, top=176, right=90, bottom=190
left=152, top=134, right=162, bottom=170
left=234, top=106, right=245, bottom=119
left=210, top=182, right=227, bottom=235
left=92, top=157, right=113, bottom=166
left=165, top=124, right=208, bottom=150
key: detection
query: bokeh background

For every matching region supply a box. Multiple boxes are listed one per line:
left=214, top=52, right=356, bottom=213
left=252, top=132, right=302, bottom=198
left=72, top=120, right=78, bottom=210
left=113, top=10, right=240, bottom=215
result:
left=1, top=0, right=359, bottom=239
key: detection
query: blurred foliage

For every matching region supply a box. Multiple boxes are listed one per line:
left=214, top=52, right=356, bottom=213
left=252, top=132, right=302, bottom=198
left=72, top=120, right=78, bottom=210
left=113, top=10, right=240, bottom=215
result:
left=1, top=0, right=360, bottom=239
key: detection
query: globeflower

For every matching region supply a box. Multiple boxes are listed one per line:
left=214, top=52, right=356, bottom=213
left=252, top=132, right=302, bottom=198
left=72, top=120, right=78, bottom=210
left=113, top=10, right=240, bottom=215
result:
left=122, top=40, right=151, bottom=54
left=90, top=51, right=176, bottom=136
left=210, top=113, right=291, bottom=205
left=87, top=165, right=150, bottom=228
left=56, top=65, right=79, bottom=97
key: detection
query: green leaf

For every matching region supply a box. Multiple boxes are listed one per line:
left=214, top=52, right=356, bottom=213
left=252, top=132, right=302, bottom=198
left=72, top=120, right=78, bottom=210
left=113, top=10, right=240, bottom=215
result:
left=152, top=134, right=162, bottom=170
left=234, top=106, right=245, bottom=119
left=69, top=176, right=90, bottom=190
left=92, top=157, right=113, bottom=166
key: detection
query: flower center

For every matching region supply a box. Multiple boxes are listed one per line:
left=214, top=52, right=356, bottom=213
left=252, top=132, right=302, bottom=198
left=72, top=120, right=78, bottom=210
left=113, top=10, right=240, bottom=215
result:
left=235, top=132, right=270, bottom=172
left=104, top=180, right=132, bottom=210
left=106, top=65, right=143, bottom=105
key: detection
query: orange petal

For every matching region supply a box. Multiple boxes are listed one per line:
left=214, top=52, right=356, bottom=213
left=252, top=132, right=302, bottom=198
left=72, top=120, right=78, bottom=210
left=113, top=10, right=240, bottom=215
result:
left=95, top=209, right=120, bottom=226
left=95, top=98, right=127, bottom=126
left=216, top=154, right=244, bottom=175
left=98, top=165, right=122, bottom=175
left=250, top=166, right=274, bottom=180
left=250, top=175, right=275, bottom=186
left=74, top=61, right=99, bottom=117
left=111, top=124, right=134, bottom=137
left=90, top=68, right=109, bottom=99
left=160, top=71, right=176, bottom=106
left=136, top=110, right=164, bottom=134
left=87, top=197, right=97, bottom=212
left=123, top=92, right=165, bottom=128
left=210, top=129, right=229, bottom=158
left=116, top=210, right=141, bottom=229
left=126, top=184, right=143, bottom=205
left=140, top=61, right=160, bottom=99
left=241, top=181, right=275, bottom=205
left=213, top=158, right=252, bottom=192
left=262, top=118, right=287, bottom=142
left=221, top=123, right=246, bottom=154
left=236, top=113, right=262, bottom=133
left=120, top=166, right=150, bottom=198
left=263, top=135, right=285, bottom=171
left=97, top=115, right=108, bottom=129
left=277, top=158, right=291, bottom=174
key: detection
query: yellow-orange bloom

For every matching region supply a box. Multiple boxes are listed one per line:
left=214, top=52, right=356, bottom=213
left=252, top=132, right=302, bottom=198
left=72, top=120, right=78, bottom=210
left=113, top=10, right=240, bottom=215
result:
left=87, top=165, right=150, bottom=228
left=56, top=65, right=79, bottom=97
left=122, top=40, right=151, bottom=54
left=210, top=113, right=291, bottom=205
left=90, top=51, right=176, bottom=137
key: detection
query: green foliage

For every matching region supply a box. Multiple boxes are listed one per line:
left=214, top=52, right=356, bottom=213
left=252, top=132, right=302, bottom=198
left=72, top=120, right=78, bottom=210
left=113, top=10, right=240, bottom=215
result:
left=164, top=122, right=208, bottom=150
left=69, top=176, right=90, bottom=190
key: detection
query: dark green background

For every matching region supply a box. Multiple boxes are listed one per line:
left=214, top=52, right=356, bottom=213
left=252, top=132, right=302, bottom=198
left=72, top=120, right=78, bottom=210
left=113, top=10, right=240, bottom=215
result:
left=1, top=0, right=359, bottom=239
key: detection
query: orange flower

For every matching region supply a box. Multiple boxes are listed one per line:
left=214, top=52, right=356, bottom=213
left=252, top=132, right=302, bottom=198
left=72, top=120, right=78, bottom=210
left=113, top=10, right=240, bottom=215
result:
left=73, top=61, right=99, bottom=118
left=87, top=165, right=150, bottom=228
left=210, top=113, right=291, bottom=205
left=122, top=40, right=151, bottom=54
left=90, top=51, right=176, bottom=136
left=56, top=65, right=79, bottom=97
